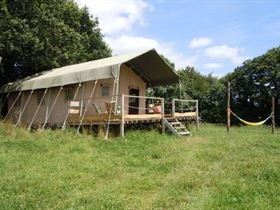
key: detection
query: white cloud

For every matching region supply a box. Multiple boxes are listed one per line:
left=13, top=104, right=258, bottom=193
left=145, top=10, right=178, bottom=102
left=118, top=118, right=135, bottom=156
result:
left=77, top=0, right=196, bottom=69
left=105, top=35, right=158, bottom=54
left=106, top=35, right=196, bottom=68
left=77, top=0, right=152, bottom=35
left=189, top=37, right=212, bottom=48
left=203, top=63, right=224, bottom=69
left=204, top=45, right=247, bottom=65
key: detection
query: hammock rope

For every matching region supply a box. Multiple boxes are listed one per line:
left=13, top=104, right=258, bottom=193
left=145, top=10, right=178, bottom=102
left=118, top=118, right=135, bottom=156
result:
left=230, top=109, right=272, bottom=126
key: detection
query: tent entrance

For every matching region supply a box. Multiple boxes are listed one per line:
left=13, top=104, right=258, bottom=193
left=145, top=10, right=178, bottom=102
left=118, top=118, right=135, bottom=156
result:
left=129, top=88, right=139, bottom=114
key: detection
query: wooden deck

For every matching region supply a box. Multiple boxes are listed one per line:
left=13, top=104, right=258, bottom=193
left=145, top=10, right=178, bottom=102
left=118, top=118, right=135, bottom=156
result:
left=68, top=112, right=197, bottom=125
left=174, top=112, right=196, bottom=117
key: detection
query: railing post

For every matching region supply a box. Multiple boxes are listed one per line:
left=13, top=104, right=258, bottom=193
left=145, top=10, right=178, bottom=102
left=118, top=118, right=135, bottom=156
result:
left=172, top=99, right=175, bottom=117
left=120, top=94, right=125, bottom=137
left=161, top=98, right=165, bottom=133
left=196, top=100, right=199, bottom=131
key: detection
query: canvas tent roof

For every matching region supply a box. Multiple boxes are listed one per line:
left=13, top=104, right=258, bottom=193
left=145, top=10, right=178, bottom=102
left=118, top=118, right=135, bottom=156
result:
left=1, top=48, right=179, bottom=93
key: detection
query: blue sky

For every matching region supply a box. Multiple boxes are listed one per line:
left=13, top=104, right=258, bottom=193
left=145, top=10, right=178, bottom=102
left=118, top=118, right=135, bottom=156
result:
left=77, top=0, right=280, bottom=76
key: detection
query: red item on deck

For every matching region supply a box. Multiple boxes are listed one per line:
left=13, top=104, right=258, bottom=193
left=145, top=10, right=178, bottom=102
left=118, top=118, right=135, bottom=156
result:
left=153, top=105, right=161, bottom=113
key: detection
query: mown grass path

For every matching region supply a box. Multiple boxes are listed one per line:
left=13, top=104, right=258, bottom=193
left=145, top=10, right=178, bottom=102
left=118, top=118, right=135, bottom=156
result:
left=0, top=123, right=279, bottom=209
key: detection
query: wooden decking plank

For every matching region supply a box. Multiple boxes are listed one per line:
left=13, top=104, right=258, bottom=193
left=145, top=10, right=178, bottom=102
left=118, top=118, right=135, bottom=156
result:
left=67, top=112, right=197, bottom=126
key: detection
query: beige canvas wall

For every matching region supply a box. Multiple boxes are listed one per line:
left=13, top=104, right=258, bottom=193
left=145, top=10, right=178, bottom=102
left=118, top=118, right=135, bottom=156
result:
left=119, top=64, right=146, bottom=114
left=7, top=64, right=147, bottom=126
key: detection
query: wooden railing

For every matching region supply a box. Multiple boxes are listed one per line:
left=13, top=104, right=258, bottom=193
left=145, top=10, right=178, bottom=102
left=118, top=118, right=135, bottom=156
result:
left=172, top=99, right=199, bottom=130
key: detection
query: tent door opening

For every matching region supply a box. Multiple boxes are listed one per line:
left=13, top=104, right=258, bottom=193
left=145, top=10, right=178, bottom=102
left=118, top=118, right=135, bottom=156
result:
left=129, top=88, right=139, bottom=114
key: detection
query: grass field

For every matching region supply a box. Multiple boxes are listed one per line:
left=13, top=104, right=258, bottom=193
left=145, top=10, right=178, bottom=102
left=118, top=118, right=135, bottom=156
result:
left=0, top=123, right=280, bottom=209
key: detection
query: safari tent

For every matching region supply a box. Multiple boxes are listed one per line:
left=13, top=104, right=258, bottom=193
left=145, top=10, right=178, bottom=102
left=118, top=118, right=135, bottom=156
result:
left=0, top=49, right=199, bottom=137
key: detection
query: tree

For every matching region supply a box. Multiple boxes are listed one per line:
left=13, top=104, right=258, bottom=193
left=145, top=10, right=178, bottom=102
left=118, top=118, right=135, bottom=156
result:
left=226, top=46, right=280, bottom=125
left=0, top=0, right=111, bottom=88
left=177, top=67, right=226, bottom=123
left=149, top=64, right=226, bottom=122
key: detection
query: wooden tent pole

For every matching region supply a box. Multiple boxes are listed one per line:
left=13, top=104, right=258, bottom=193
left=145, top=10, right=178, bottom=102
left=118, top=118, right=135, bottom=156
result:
left=272, top=97, right=275, bottom=134
left=227, top=82, right=231, bottom=133
left=0, top=92, right=10, bottom=116
left=120, top=94, right=125, bottom=137
left=3, top=91, right=22, bottom=122
left=105, top=76, right=117, bottom=139
left=161, top=98, right=165, bottom=133
left=15, top=90, right=33, bottom=127
left=115, top=64, right=121, bottom=112
left=172, top=99, right=175, bottom=117
left=45, top=89, right=52, bottom=126
left=77, top=81, right=97, bottom=133
left=42, top=86, right=63, bottom=130
left=62, top=83, right=81, bottom=130
left=17, top=92, right=25, bottom=126
left=80, top=83, right=85, bottom=117
left=27, top=89, right=48, bottom=131
left=196, top=100, right=199, bottom=131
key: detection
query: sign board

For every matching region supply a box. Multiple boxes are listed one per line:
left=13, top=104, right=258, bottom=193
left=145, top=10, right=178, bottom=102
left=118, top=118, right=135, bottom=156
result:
left=69, top=101, right=80, bottom=107
left=68, top=108, right=79, bottom=114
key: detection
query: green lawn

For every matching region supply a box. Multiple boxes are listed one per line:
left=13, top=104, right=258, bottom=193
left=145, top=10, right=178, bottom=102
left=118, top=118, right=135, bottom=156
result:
left=0, top=123, right=279, bottom=209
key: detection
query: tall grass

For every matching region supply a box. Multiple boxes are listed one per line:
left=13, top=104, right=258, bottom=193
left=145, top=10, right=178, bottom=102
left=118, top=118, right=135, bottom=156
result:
left=0, top=122, right=279, bottom=209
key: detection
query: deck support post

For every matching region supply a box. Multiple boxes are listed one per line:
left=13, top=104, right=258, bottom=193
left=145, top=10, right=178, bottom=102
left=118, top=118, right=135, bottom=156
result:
left=42, top=86, right=63, bottom=130
left=28, top=89, right=48, bottom=131
left=77, top=81, right=97, bottom=133
left=272, top=97, right=275, bottom=134
left=161, top=98, right=165, bottom=133
left=62, top=83, right=81, bottom=130
left=15, top=90, right=33, bottom=127
left=196, top=100, right=199, bottom=131
left=3, top=91, right=22, bottom=122
left=120, top=94, right=125, bottom=137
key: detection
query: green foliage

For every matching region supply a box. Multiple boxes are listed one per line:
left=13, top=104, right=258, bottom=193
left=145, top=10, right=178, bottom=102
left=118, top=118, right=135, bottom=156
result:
left=155, top=45, right=280, bottom=124
left=1, top=122, right=280, bottom=209
left=227, top=46, right=280, bottom=125
left=0, top=0, right=111, bottom=87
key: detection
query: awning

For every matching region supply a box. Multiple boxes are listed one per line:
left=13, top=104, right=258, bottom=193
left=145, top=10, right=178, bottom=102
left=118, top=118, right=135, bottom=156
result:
left=1, top=48, right=179, bottom=93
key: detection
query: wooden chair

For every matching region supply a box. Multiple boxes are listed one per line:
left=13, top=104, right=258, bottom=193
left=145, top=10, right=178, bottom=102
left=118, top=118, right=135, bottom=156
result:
left=105, top=101, right=116, bottom=114
left=93, top=103, right=103, bottom=114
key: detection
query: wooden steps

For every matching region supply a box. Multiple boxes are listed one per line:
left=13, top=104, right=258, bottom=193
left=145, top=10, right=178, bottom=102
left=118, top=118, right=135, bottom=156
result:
left=163, top=118, right=191, bottom=137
